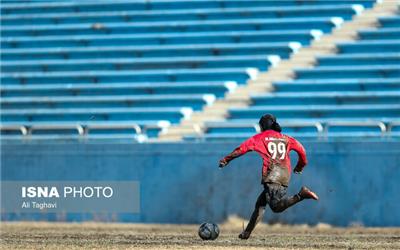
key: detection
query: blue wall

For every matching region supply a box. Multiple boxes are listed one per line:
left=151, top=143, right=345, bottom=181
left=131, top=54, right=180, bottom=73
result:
left=1, top=140, right=400, bottom=226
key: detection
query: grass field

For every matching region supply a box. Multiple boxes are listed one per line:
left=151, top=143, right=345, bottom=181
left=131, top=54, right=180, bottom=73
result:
left=1, top=217, right=400, bottom=249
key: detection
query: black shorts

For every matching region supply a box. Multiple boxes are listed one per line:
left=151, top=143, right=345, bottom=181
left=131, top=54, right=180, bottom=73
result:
left=256, top=183, right=288, bottom=208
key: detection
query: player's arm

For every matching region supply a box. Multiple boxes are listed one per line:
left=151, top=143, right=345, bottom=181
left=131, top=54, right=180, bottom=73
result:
left=219, top=137, right=255, bottom=168
left=218, top=147, right=243, bottom=168
left=289, top=137, right=308, bottom=174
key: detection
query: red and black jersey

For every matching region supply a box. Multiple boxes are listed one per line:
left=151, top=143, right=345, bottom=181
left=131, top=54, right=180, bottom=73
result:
left=223, top=129, right=307, bottom=186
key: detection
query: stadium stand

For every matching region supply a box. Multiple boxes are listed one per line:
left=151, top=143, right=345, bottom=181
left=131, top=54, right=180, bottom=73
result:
left=2, top=0, right=398, bottom=141
left=186, top=7, right=400, bottom=141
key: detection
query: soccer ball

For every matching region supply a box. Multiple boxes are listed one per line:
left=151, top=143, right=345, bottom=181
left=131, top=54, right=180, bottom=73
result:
left=198, top=222, right=219, bottom=240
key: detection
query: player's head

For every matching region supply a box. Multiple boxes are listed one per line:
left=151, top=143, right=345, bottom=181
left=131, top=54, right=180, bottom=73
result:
left=259, top=114, right=282, bottom=132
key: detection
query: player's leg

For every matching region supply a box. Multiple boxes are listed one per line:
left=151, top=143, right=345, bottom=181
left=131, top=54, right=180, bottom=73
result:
left=238, top=190, right=267, bottom=240
left=268, top=184, right=318, bottom=213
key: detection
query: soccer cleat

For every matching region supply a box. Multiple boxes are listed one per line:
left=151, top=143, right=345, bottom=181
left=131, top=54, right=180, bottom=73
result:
left=238, top=231, right=251, bottom=240
left=298, top=186, right=319, bottom=200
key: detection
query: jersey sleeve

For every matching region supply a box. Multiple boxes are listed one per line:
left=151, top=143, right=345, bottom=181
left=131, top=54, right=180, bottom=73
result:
left=239, top=136, right=257, bottom=153
left=223, top=136, right=256, bottom=162
left=288, top=136, right=308, bottom=171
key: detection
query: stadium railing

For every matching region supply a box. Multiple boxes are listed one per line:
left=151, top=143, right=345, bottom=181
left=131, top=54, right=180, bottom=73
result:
left=0, top=121, right=171, bottom=141
left=185, top=120, right=399, bottom=141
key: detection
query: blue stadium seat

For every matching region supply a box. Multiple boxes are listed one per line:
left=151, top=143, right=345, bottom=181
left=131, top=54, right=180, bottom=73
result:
left=1, top=107, right=192, bottom=124
left=358, top=28, right=400, bottom=40
left=1, top=68, right=254, bottom=84
left=1, top=42, right=297, bottom=61
left=1, top=30, right=319, bottom=49
left=0, top=82, right=236, bottom=98
left=0, top=0, right=376, bottom=15
left=337, top=40, right=400, bottom=53
left=317, top=54, right=400, bottom=66
left=1, top=55, right=279, bottom=72
left=251, top=92, right=400, bottom=106
left=1, top=18, right=339, bottom=37
left=273, top=79, right=400, bottom=92
left=294, top=65, right=400, bottom=79
left=229, top=105, right=400, bottom=120
left=0, top=5, right=361, bottom=26
left=0, top=94, right=215, bottom=110
left=378, top=16, right=400, bottom=28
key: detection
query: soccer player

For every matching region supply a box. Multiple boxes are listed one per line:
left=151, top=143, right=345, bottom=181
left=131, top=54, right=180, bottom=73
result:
left=219, top=114, right=319, bottom=239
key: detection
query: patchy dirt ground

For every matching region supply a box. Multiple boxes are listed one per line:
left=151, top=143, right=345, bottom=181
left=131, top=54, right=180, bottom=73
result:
left=1, top=218, right=400, bottom=249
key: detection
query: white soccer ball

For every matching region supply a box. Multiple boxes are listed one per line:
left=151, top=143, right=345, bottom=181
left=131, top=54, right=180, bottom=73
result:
left=198, top=222, right=219, bottom=240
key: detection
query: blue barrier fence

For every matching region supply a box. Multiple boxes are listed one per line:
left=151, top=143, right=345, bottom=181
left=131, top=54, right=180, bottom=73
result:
left=1, top=139, right=400, bottom=226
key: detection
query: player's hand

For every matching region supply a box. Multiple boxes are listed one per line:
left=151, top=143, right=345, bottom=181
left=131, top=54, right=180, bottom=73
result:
left=219, top=158, right=229, bottom=168
left=293, top=166, right=302, bottom=174
left=293, top=169, right=302, bottom=174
